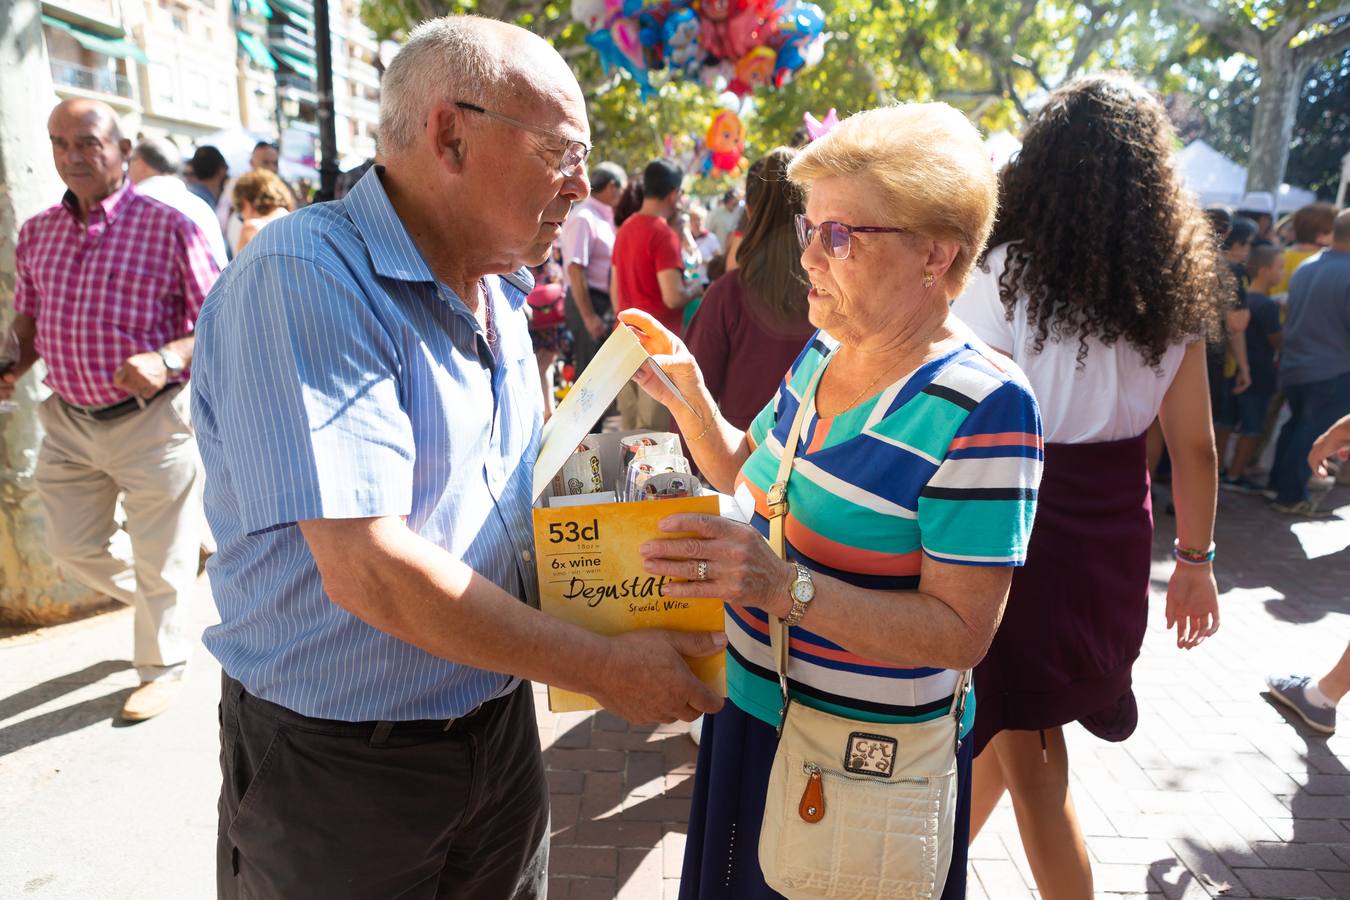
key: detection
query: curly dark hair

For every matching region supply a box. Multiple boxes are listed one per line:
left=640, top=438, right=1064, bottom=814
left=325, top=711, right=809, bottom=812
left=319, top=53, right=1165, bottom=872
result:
left=985, top=74, right=1223, bottom=369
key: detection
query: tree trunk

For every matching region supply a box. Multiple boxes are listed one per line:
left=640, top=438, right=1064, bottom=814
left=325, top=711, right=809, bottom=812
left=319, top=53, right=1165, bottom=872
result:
left=1244, top=41, right=1305, bottom=195
left=0, top=0, right=108, bottom=625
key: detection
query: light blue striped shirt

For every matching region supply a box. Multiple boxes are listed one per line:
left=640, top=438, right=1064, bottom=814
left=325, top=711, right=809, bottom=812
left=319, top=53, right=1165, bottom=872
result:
left=192, top=166, right=543, bottom=721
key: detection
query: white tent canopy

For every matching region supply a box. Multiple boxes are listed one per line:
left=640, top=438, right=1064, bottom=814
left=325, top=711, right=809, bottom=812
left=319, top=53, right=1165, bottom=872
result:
left=195, top=128, right=318, bottom=182
left=1175, top=140, right=1316, bottom=213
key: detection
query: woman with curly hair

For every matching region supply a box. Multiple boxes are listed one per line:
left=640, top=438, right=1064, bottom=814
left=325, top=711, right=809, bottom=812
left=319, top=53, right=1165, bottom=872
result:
left=952, top=74, right=1225, bottom=898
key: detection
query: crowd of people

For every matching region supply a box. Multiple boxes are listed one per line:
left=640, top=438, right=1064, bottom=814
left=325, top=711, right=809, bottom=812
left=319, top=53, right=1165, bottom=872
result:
left=1, top=12, right=1347, bottom=900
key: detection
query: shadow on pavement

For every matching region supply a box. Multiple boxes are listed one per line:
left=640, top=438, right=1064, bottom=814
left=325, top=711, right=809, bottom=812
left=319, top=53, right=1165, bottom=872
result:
left=545, top=710, right=696, bottom=895
left=1142, top=699, right=1349, bottom=897
left=1152, top=483, right=1348, bottom=626
left=0, top=659, right=131, bottom=723
left=0, top=684, right=136, bottom=757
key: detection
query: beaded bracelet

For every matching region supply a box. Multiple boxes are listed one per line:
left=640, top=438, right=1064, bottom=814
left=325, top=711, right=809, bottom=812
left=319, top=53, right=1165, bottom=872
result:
left=1173, top=539, right=1216, bottom=565
left=686, top=413, right=715, bottom=443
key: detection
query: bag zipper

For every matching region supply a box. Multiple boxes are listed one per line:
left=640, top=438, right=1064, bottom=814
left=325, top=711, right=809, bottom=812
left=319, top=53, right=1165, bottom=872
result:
left=797, top=762, right=932, bottom=823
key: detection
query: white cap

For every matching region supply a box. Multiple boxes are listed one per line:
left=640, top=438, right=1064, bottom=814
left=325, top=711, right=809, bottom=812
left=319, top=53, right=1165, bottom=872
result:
left=1237, top=191, right=1275, bottom=215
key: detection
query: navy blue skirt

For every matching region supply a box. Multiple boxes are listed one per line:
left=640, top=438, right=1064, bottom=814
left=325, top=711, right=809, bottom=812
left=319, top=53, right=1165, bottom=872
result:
left=679, top=699, right=973, bottom=899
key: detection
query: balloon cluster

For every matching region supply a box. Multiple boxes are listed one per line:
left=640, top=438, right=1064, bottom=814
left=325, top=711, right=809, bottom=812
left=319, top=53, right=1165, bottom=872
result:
left=573, top=0, right=827, bottom=99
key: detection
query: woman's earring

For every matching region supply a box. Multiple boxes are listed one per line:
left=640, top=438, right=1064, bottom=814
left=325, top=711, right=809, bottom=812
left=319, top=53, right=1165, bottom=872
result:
left=922, top=272, right=935, bottom=288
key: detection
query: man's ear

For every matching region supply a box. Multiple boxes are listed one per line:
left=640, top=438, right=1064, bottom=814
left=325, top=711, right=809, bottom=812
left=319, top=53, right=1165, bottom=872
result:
left=118, top=138, right=133, bottom=160
left=428, top=102, right=467, bottom=174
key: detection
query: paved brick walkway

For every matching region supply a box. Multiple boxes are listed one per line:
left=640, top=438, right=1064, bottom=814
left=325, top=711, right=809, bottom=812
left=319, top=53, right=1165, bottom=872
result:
left=539, top=481, right=1350, bottom=899
left=1, top=483, right=1345, bottom=898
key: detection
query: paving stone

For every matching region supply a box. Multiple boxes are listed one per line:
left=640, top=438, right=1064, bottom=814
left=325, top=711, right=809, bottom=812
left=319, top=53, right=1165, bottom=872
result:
left=1229, top=867, right=1332, bottom=898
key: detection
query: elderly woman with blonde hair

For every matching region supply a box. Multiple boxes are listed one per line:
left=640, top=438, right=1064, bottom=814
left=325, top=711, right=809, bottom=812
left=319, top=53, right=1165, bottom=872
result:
left=231, top=168, right=294, bottom=254
left=627, top=102, right=1044, bottom=900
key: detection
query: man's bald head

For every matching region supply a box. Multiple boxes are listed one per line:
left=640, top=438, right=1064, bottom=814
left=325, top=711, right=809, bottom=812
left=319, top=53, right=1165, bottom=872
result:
left=1333, top=209, right=1350, bottom=250
left=378, top=15, right=583, bottom=156
left=49, top=98, right=124, bottom=143
left=47, top=98, right=131, bottom=213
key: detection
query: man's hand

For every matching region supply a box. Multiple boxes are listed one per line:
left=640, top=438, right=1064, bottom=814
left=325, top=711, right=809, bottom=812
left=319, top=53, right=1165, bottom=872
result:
left=586, top=629, right=727, bottom=724
left=582, top=313, right=608, bottom=340
left=1308, top=413, right=1350, bottom=476
left=1231, top=367, right=1251, bottom=395
left=0, top=371, right=17, bottom=402
left=112, top=352, right=168, bottom=400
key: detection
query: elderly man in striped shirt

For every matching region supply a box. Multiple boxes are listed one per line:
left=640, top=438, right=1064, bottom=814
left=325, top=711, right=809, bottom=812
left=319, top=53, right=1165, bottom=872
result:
left=1, top=98, right=220, bottom=721
left=192, top=16, right=724, bottom=898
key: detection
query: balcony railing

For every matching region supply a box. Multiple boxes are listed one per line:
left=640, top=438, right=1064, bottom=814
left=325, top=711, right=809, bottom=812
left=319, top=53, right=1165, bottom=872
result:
left=50, top=59, right=133, bottom=99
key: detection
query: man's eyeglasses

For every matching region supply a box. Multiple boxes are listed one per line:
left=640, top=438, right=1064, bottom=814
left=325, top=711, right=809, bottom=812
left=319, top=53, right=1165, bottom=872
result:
left=455, top=101, right=591, bottom=178
left=794, top=214, right=909, bottom=260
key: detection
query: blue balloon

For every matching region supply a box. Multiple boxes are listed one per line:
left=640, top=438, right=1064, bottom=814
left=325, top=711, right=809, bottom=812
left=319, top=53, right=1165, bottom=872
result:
left=586, top=27, right=655, bottom=98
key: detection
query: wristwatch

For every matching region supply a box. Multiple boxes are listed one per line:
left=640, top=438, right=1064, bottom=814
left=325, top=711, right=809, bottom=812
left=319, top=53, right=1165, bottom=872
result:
left=783, top=562, right=815, bottom=627
left=158, top=349, right=185, bottom=377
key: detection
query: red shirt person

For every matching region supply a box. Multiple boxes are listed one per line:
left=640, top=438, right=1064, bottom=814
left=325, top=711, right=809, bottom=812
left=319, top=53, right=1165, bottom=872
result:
left=610, top=158, right=699, bottom=429
left=2, top=98, right=219, bottom=722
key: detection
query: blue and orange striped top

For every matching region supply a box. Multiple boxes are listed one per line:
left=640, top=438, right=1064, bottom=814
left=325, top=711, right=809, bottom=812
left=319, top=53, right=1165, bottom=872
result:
left=728, top=331, right=1044, bottom=736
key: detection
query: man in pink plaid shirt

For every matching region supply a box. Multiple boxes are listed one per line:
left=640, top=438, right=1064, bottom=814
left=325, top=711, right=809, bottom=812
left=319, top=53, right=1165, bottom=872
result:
left=1, top=99, right=220, bottom=721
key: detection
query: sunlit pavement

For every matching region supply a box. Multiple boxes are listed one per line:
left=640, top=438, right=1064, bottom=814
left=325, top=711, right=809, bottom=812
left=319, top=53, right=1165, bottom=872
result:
left=2, top=482, right=1347, bottom=899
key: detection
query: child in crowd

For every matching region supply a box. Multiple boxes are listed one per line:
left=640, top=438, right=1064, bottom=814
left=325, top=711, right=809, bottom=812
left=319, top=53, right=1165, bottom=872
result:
left=1219, top=243, right=1285, bottom=492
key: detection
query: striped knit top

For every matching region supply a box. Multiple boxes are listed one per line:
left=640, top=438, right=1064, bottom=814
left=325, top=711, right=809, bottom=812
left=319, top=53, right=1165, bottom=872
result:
left=728, top=331, right=1044, bottom=736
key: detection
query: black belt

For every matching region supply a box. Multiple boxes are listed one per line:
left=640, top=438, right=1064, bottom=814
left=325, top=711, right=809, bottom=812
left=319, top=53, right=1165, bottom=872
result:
left=228, top=673, right=513, bottom=745
left=60, top=383, right=180, bottom=421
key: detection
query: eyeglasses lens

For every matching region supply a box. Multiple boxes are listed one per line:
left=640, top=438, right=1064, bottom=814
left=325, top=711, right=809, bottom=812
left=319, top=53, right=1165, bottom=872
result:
left=794, top=215, right=812, bottom=252
left=823, top=222, right=851, bottom=259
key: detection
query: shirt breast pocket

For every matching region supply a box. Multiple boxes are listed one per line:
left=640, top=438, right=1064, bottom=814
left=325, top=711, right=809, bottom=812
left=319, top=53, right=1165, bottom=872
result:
left=103, top=268, right=172, bottom=333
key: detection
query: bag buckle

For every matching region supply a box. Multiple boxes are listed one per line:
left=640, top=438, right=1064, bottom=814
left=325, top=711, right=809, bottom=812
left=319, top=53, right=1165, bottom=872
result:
left=767, top=481, right=789, bottom=518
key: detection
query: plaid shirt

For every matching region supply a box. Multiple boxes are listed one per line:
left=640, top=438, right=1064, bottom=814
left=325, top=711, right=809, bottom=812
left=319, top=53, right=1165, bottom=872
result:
left=15, top=179, right=220, bottom=408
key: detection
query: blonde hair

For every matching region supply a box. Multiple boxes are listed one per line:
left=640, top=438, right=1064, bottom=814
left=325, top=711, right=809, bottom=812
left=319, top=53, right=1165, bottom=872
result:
left=786, top=103, right=997, bottom=293
left=233, top=169, right=293, bottom=216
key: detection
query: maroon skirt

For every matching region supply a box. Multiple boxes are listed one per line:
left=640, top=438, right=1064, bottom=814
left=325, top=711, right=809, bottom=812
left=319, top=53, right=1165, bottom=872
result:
left=972, top=432, right=1153, bottom=757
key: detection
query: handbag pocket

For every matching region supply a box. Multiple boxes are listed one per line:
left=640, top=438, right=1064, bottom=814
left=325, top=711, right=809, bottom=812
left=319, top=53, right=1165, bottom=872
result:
left=758, top=702, right=959, bottom=900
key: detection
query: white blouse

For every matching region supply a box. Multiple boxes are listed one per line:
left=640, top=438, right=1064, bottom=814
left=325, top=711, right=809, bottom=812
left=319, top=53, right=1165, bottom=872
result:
left=951, top=243, right=1187, bottom=444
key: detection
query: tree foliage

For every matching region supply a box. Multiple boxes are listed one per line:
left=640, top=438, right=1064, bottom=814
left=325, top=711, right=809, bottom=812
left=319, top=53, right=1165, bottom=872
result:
left=358, top=0, right=1346, bottom=197
left=1168, top=47, right=1350, bottom=198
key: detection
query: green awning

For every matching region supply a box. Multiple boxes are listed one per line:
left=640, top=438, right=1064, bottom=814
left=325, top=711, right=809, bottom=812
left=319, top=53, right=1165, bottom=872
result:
left=42, top=14, right=148, bottom=64
left=273, top=35, right=315, bottom=59
left=272, top=47, right=316, bottom=79
left=237, top=31, right=276, bottom=69
left=248, top=0, right=273, bottom=18
left=269, top=0, right=314, bottom=28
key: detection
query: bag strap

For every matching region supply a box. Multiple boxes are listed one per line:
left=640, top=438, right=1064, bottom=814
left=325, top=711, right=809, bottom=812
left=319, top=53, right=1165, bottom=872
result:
left=765, top=347, right=970, bottom=732
left=767, top=355, right=828, bottom=722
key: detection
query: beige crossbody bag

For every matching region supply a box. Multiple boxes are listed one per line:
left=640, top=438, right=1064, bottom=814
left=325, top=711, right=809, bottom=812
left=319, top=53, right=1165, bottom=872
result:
left=757, top=355, right=969, bottom=900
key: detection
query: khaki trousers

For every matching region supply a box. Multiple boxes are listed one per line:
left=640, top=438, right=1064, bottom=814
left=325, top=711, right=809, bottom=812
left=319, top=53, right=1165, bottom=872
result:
left=617, top=381, right=670, bottom=432
left=36, top=386, right=202, bottom=681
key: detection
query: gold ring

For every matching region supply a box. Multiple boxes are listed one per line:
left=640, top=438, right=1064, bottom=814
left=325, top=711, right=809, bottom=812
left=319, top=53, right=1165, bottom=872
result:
left=696, top=559, right=709, bottom=582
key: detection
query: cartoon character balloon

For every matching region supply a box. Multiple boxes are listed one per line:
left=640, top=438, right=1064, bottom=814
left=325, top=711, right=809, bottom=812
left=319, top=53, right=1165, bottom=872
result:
left=580, top=0, right=828, bottom=93
left=728, top=45, right=775, bottom=95
left=662, top=7, right=703, bottom=78
left=706, top=109, right=745, bottom=173
left=570, top=0, right=608, bottom=30
left=587, top=20, right=654, bottom=97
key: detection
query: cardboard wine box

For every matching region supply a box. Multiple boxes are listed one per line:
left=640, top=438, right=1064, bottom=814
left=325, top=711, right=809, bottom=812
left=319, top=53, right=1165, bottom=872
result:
left=532, top=326, right=726, bottom=712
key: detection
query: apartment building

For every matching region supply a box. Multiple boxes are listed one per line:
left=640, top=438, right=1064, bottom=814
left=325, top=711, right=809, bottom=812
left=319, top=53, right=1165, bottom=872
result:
left=42, top=0, right=146, bottom=122
left=38, top=0, right=378, bottom=172
left=134, top=0, right=241, bottom=146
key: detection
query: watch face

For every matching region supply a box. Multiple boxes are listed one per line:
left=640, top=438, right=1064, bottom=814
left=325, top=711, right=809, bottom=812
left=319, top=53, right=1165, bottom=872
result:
left=791, top=579, right=813, bottom=603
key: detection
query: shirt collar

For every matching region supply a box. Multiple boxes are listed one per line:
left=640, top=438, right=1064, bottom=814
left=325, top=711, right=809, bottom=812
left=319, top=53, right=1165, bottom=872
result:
left=344, top=164, right=438, bottom=284
left=581, top=195, right=615, bottom=224
left=62, top=177, right=135, bottom=223
left=346, top=165, right=531, bottom=316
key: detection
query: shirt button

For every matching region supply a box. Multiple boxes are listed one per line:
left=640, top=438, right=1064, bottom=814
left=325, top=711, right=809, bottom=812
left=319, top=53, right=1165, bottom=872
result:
left=521, top=549, right=532, bottom=563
